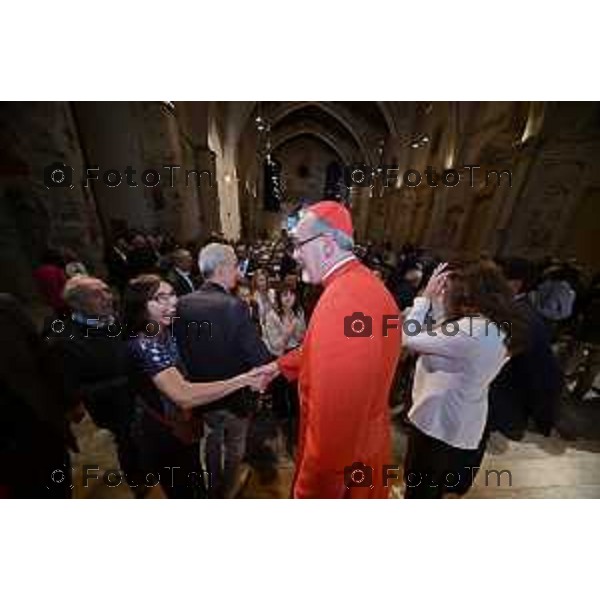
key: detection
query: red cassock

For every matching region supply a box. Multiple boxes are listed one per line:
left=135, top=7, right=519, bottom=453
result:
left=278, top=259, right=402, bottom=499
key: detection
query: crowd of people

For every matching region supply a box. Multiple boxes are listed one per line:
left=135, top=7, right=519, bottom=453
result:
left=1, top=202, right=599, bottom=499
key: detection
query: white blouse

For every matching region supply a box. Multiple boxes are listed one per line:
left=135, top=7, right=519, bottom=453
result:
left=402, top=297, right=508, bottom=450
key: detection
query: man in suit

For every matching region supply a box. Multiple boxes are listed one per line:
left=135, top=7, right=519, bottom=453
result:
left=165, top=249, right=197, bottom=297
left=235, top=243, right=256, bottom=280
left=174, top=243, right=271, bottom=498
left=0, top=294, right=76, bottom=498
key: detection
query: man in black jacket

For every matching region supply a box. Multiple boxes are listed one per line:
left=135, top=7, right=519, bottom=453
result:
left=105, top=236, right=131, bottom=291
left=165, top=249, right=197, bottom=297
left=47, top=276, right=144, bottom=494
left=175, top=243, right=270, bottom=498
left=0, top=294, right=75, bottom=498
left=489, top=259, right=564, bottom=438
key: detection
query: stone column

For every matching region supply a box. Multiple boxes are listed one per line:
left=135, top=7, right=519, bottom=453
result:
left=0, top=102, right=105, bottom=301
left=71, top=101, right=153, bottom=235
left=349, top=186, right=370, bottom=242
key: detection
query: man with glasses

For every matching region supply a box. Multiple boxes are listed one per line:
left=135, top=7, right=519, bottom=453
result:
left=257, top=200, right=402, bottom=498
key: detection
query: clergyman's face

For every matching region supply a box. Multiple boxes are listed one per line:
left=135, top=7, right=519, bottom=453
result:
left=292, top=216, right=324, bottom=285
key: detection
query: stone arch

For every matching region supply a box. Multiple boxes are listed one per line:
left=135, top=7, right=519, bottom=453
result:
left=271, top=130, right=349, bottom=166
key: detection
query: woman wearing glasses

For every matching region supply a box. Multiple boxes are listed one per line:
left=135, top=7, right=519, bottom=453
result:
left=123, top=274, right=262, bottom=498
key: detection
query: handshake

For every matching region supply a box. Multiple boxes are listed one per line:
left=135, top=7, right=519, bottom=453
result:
left=242, top=361, right=281, bottom=393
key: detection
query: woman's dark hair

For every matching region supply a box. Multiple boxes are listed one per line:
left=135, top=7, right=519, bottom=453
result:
left=443, top=260, right=528, bottom=355
left=123, top=274, right=162, bottom=335
left=275, top=284, right=302, bottom=318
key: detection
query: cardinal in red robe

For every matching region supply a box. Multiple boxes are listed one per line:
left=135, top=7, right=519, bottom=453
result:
left=264, top=201, right=402, bottom=498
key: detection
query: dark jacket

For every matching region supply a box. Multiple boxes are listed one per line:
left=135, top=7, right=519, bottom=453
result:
left=279, top=253, right=297, bottom=279
left=165, top=268, right=196, bottom=297
left=174, top=282, right=271, bottom=415
left=0, top=294, right=74, bottom=496
left=488, top=297, right=564, bottom=437
left=47, top=316, right=134, bottom=433
left=127, top=247, right=158, bottom=277
left=105, top=246, right=130, bottom=289
left=577, top=276, right=600, bottom=345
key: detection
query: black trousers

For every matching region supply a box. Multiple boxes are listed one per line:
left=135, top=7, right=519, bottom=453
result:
left=1, top=440, right=72, bottom=499
left=245, top=376, right=299, bottom=475
left=272, top=376, right=299, bottom=457
left=403, top=425, right=487, bottom=499
left=134, top=410, right=206, bottom=499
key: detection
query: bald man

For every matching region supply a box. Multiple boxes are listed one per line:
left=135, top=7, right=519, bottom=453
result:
left=259, top=201, right=402, bottom=498
left=48, top=276, right=144, bottom=493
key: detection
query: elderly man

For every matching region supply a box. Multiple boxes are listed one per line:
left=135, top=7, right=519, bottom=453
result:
left=174, top=243, right=271, bottom=498
left=259, top=200, right=402, bottom=498
left=47, top=275, right=144, bottom=493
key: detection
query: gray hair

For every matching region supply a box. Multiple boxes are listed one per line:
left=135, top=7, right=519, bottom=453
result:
left=307, top=215, right=354, bottom=251
left=198, top=243, right=235, bottom=279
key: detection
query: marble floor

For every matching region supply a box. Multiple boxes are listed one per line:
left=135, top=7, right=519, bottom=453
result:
left=69, top=396, right=600, bottom=499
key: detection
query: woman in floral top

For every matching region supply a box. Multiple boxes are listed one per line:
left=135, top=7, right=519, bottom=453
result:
left=124, top=274, right=262, bottom=498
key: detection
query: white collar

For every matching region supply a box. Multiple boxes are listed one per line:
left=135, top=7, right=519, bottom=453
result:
left=322, top=255, right=357, bottom=282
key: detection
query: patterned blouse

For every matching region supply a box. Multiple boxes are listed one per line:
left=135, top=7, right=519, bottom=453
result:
left=127, top=333, right=185, bottom=424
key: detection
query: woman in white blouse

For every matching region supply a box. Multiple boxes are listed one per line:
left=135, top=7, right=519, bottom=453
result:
left=402, top=260, right=526, bottom=499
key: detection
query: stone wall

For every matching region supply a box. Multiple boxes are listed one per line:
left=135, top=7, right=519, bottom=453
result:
left=0, top=101, right=105, bottom=301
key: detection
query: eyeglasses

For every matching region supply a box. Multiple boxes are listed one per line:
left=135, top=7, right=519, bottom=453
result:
left=292, top=233, right=323, bottom=250
left=151, top=292, right=176, bottom=304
